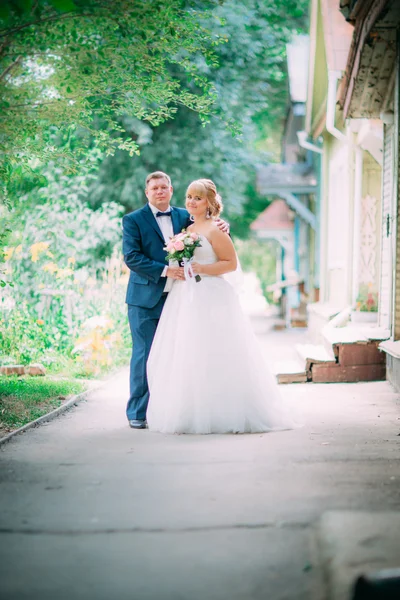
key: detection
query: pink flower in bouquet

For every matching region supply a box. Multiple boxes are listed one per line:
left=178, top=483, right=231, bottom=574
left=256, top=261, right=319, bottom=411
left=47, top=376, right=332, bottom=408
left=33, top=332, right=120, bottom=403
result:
left=166, top=241, right=175, bottom=252
left=174, top=240, right=185, bottom=251
left=190, top=232, right=199, bottom=241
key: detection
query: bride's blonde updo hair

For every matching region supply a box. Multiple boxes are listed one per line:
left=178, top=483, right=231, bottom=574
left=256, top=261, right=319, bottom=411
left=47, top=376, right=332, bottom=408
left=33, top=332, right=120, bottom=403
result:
left=187, top=178, right=223, bottom=218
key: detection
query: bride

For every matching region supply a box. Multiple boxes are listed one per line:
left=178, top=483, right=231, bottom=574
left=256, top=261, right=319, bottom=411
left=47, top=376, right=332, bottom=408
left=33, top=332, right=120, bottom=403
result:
left=146, top=178, right=295, bottom=434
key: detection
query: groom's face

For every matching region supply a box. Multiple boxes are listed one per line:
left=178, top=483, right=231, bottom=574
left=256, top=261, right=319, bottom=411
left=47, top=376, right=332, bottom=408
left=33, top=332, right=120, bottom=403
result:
left=145, top=177, right=173, bottom=212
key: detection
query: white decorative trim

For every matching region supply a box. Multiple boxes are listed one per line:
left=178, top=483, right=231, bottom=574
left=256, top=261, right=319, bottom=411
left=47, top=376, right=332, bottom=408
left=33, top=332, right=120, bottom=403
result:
left=359, top=194, right=378, bottom=285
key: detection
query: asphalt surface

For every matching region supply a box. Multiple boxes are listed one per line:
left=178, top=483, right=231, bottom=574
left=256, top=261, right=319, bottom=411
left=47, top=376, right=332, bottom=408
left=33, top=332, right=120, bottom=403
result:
left=1, top=324, right=399, bottom=600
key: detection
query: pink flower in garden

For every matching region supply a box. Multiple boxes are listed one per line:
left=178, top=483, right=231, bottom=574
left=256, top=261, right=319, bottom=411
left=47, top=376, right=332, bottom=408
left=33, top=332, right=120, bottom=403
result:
left=174, top=240, right=185, bottom=251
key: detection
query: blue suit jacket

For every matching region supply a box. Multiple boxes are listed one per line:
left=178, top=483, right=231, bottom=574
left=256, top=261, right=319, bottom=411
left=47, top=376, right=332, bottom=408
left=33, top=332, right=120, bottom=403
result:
left=122, top=203, right=191, bottom=308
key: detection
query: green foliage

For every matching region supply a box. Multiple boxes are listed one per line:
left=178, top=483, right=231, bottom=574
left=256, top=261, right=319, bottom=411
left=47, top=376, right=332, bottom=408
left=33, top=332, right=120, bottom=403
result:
left=0, top=279, right=131, bottom=374
left=229, top=182, right=272, bottom=238
left=0, top=219, right=12, bottom=287
left=6, top=158, right=123, bottom=294
left=0, top=375, right=85, bottom=430
left=0, top=0, right=308, bottom=380
left=0, top=0, right=225, bottom=199
left=86, top=0, right=309, bottom=221
left=235, top=237, right=277, bottom=301
left=1, top=0, right=308, bottom=220
left=1, top=164, right=131, bottom=374
left=0, top=301, right=73, bottom=365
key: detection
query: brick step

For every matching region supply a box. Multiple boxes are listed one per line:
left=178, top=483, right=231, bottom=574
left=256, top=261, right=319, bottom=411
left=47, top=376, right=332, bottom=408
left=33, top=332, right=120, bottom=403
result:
left=272, top=359, right=307, bottom=385
left=291, top=319, right=308, bottom=328
left=311, top=363, right=386, bottom=383
left=335, top=341, right=385, bottom=367
left=275, top=340, right=387, bottom=384
left=277, top=371, right=308, bottom=384
left=272, top=319, right=286, bottom=331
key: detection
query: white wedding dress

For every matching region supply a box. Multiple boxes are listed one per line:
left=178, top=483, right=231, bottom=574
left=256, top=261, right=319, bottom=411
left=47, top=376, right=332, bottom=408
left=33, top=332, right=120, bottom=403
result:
left=147, top=235, right=295, bottom=434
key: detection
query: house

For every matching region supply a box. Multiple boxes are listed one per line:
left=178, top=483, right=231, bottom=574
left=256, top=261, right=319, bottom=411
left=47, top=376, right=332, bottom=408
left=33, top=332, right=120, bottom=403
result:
left=337, top=0, right=400, bottom=389
left=253, top=35, right=318, bottom=328
left=271, top=0, right=393, bottom=384
left=250, top=199, right=297, bottom=326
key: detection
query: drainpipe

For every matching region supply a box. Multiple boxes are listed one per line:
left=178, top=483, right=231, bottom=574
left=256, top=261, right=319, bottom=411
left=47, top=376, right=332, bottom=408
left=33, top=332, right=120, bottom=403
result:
left=352, top=147, right=363, bottom=305
left=297, top=130, right=323, bottom=154
left=328, top=70, right=361, bottom=309
left=327, top=70, right=347, bottom=142
left=297, top=131, right=323, bottom=301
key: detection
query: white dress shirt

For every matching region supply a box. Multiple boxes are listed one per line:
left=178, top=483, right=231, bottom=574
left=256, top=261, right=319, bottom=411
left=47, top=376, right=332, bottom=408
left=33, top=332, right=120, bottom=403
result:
left=148, top=202, right=174, bottom=292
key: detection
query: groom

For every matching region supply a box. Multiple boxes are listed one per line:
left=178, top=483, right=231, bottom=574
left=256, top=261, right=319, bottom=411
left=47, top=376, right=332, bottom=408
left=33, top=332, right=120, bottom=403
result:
left=122, top=171, right=228, bottom=429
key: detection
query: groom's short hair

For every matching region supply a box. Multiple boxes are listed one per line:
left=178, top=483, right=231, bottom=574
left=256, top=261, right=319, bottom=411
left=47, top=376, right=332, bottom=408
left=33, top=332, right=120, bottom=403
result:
left=146, top=171, right=171, bottom=187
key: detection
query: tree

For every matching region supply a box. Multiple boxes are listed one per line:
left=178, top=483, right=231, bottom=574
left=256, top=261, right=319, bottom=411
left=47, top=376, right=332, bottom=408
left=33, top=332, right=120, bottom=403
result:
left=1, top=0, right=309, bottom=274
left=0, top=0, right=225, bottom=198
left=86, top=0, right=308, bottom=231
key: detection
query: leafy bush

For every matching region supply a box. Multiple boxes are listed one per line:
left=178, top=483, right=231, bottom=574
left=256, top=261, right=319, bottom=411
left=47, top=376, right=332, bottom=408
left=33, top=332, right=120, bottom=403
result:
left=1, top=168, right=131, bottom=375
left=0, top=302, right=72, bottom=365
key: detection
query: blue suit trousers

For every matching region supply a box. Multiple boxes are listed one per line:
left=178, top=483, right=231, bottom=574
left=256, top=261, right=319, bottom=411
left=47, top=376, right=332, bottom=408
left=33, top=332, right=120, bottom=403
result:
left=126, top=294, right=167, bottom=421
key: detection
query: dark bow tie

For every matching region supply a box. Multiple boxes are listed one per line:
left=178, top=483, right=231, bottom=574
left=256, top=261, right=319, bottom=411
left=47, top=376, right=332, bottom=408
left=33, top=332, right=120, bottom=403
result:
left=156, top=211, right=171, bottom=217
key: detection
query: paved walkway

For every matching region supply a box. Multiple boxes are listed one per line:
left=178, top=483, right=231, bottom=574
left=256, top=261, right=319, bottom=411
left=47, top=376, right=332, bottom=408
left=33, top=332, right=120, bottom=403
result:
left=1, top=322, right=399, bottom=599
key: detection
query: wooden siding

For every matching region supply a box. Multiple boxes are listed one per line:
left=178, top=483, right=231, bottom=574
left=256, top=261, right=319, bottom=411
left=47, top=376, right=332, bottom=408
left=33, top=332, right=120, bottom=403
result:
left=327, top=141, right=350, bottom=307
left=394, top=63, right=400, bottom=339
left=379, top=123, right=394, bottom=331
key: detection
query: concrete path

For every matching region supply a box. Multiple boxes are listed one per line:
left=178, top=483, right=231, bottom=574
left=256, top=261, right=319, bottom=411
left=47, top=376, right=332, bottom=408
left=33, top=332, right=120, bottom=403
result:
left=1, top=323, right=399, bottom=600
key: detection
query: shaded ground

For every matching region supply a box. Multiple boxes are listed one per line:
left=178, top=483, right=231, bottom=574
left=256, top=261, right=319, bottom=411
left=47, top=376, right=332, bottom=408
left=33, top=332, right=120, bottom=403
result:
left=0, top=322, right=399, bottom=600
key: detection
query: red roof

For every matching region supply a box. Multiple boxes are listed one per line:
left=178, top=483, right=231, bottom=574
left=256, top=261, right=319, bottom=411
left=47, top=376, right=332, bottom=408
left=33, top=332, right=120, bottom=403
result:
left=250, top=199, right=294, bottom=232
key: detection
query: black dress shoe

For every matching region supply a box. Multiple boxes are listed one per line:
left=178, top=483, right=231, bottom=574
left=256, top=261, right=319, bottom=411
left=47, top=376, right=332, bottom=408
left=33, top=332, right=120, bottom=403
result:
left=352, top=569, right=400, bottom=599
left=129, top=419, right=147, bottom=429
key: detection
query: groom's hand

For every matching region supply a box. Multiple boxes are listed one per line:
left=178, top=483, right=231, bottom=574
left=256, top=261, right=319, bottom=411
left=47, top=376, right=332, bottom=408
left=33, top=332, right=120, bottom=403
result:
left=215, top=217, right=230, bottom=234
left=166, top=266, right=185, bottom=280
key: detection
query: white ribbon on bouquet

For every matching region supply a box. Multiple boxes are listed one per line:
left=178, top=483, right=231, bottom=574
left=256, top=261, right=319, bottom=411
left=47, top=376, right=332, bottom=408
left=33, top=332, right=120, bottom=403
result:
left=182, top=257, right=194, bottom=281
left=183, top=256, right=200, bottom=280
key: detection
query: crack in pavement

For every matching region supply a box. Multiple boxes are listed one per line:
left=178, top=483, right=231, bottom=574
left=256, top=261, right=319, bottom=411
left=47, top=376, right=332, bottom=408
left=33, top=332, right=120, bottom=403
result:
left=0, top=521, right=311, bottom=535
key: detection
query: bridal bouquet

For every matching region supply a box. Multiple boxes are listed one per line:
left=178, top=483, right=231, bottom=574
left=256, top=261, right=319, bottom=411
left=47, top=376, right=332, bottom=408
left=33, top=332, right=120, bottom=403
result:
left=164, top=230, right=202, bottom=282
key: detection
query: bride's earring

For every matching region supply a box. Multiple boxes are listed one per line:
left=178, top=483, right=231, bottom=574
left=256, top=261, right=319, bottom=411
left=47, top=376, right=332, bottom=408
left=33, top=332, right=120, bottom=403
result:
left=206, top=209, right=211, bottom=219
left=189, top=215, right=195, bottom=222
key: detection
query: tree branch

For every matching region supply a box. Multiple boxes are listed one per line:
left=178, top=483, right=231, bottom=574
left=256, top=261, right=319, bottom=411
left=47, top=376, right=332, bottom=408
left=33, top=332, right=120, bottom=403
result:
left=0, top=55, right=22, bottom=81
left=0, top=37, right=10, bottom=59
left=0, top=11, right=90, bottom=38
left=31, top=1, right=39, bottom=16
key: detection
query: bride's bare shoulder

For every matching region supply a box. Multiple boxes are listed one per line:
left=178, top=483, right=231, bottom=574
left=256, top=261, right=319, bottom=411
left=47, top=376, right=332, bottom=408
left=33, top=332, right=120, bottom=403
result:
left=209, top=221, right=226, bottom=239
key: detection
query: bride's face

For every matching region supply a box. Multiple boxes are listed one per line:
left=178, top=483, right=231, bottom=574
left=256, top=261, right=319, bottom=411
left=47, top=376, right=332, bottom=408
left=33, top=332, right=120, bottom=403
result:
left=186, top=186, right=208, bottom=217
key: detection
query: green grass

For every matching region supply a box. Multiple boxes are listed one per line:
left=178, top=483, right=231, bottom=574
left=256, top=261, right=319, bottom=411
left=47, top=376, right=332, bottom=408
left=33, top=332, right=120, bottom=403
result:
left=0, top=376, right=86, bottom=432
